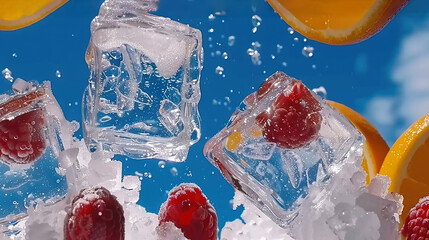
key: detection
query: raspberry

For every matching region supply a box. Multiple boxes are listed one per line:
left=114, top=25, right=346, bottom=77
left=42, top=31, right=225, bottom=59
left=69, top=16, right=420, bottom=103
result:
left=0, top=109, right=47, bottom=165
left=256, top=80, right=322, bottom=149
left=64, top=187, right=125, bottom=240
left=401, top=197, right=429, bottom=240
left=158, top=183, right=218, bottom=240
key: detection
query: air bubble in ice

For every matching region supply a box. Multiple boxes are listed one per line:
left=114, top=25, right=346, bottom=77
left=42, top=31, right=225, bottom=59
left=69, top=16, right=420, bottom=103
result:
left=302, top=46, right=314, bottom=58
left=99, top=115, right=112, bottom=123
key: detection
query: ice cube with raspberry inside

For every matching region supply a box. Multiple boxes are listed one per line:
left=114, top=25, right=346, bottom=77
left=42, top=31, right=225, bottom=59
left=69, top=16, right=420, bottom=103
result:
left=158, top=183, right=218, bottom=240
left=0, top=109, right=47, bottom=165
left=204, top=71, right=364, bottom=228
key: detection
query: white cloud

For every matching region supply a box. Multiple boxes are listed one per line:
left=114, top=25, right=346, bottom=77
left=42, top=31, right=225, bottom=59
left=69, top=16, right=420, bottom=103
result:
left=365, top=17, right=429, bottom=145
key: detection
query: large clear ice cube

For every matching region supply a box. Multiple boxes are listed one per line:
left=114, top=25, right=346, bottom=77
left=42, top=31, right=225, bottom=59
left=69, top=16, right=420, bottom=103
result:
left=204, top=72, right=364, bottom=228
left=0, top=80, right=71, bottom=225
left=83, top=0, right=203, bottom=162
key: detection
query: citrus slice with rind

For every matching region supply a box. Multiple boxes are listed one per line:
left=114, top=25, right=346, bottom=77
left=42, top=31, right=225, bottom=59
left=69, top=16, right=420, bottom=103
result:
left=327, top=101, right=389, bottom=184
left=379, top=113, right=429, bottom=224
left=0, top=0, right=68, bottom=31
left=266, top=0, right=410, bottom=45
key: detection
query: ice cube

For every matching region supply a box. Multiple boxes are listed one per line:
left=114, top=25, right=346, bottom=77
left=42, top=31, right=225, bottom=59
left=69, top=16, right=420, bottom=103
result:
left=204, top=72, right=365, bottom=228
left=0, top=80, right=72, bottom=228
left=83, top=0, right=203, bottom=162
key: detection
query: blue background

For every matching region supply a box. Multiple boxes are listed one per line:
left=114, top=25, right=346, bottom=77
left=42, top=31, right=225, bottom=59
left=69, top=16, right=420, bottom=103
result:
left=1, top=0, right=429, bottom=231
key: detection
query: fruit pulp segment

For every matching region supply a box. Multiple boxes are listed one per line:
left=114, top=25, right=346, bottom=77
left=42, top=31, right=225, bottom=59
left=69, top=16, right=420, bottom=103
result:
left=267, top=0, right=376, bottom=30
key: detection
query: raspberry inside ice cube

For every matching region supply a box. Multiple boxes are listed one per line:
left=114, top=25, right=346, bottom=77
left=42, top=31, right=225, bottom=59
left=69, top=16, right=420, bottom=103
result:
left=255, top=80, right=322, bottom=149
left=0, top=109, right=46, bottom=165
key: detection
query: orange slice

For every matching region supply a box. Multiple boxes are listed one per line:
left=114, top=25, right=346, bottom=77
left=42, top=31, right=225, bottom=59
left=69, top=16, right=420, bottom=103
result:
left=0, top=0, right=68, bottom=31
left=327, top=101, right=389, bottom=183
left=266, top=0, right=410, bottom=45
left=379, top=113, right=429, bottom=224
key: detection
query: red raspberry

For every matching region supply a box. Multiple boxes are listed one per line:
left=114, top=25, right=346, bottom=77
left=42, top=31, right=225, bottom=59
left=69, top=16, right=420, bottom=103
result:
left=401, top=197, right=429, bottom=240
left=256, top=80, right=322, bottom=149
left=64, top=187, right=125, bottom=240
left=0, top=109, right=47, bottom=165
left=158, top=183, right=218, bottom=240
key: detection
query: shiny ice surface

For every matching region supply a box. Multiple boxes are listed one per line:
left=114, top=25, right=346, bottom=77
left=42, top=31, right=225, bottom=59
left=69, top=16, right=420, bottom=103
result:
left=83, top=0, right=203, bottom=162
left=204, top=72, right=364, bottom=227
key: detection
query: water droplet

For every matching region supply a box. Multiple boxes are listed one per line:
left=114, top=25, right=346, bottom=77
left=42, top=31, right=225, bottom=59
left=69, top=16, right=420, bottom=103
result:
left=55, top=70, right=62, bottom=78
left=208, top=37, right=213, bottom=42
left=303, top=38, right=308, bottom=42
left=252, top=27, right=258, bottom=33
left=222, top=52, right=228, bottom=60
left=228, top=36, right=235, bottom=46
left=12, top=53, right=17, bottom=58
left=215, top=11, right=226, bottom=16
left=208, top=14, right=216, bottom=20
left=312, top=86, right=327, bottom=99
left=215, top=50, right=221, bottom=56
left=2, top=68, right=13, bottom=82
left=251, top=41, right=261, bottom=50
left=170, top=167, right=178, bottom=176
left=216, top=66, right=224, bottom=75
left=294, top=37, right=299, bottom=42
left=251, top=51, right=262, bottom=65
left=302, top=46, right=314, bottom=58
left=276, top=44, right=283, bottom=53
left=251, top=15, right=262, bottom=27
left=288, top=27, right=294, bottom=34
left=158, top=161, right=166, bottom=169
left=282, top=62, right=287, bottom=67
left=312, top=64, right=317, bottom=69
left=208, top=28, right=214, bottom=33
left=247, top=48, right=255, bottom=56
left=271, top=54, right=275, bottom=60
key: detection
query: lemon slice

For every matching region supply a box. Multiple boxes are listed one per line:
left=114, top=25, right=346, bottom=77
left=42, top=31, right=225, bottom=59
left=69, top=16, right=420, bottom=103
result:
left=0, top=0, right=68, bottom=31
left=379, top=113, right=429, bottom=224
left=266, top=0, right=410, bottom=45
left=327, top=101, right=389, bottom=183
